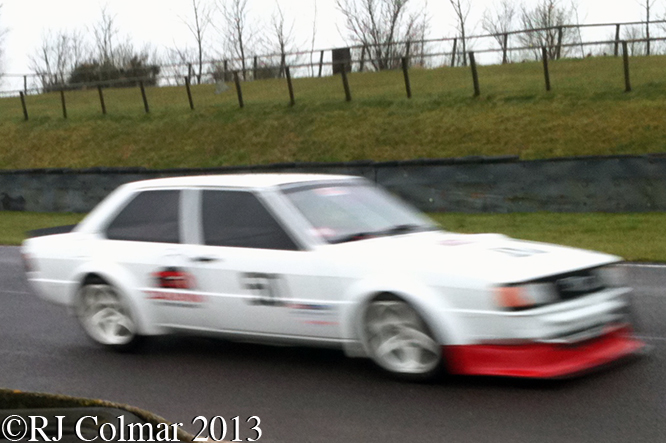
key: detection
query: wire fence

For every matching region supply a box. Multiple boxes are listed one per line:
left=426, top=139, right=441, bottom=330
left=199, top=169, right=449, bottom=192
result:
left=1, top=19, right=666, bottom=118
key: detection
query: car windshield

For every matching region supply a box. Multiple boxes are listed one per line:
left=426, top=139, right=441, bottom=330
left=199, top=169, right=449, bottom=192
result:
left=281, top=181, right=438, bottom=244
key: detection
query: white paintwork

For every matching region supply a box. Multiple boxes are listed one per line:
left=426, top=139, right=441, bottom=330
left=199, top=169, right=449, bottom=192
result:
left=22, top=173, right=633, bottom=363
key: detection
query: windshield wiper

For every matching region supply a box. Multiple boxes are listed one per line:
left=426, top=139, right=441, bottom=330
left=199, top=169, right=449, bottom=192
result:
left=329, top=231, right=380, bottom=244
left=330, top=224, right=434, bottom=244
left=381, top=224, right=437, bottom=236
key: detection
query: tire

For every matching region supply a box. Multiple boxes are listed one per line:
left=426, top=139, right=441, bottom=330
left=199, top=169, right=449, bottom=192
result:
left=76, top=282, right=141, bottom=352
left=363, top=297, right=443, bottom=380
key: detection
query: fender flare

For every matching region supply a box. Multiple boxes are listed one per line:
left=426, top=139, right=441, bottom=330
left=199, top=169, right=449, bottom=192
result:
left=339, top=273, right=468, bottom=358
left=68, top=261, right=165, bottom=336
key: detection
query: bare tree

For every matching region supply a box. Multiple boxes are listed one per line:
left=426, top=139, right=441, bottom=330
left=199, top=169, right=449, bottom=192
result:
left=218, top=0, right=256, bottom=80
left=622, top=24, right=646, bottom=56
left=164, top=46, right=199, bottom=85
left=518, top=0, right=576, bottom=60
left=640, top=0, right=656, bottom=55
left=482, top=0, right=516, bottom=63
left=268, top=1, right=297, bottom=77
left=337, top=0, right=428, bottom=71
left=180, top=0, right=214, bottom=83
left=29, top=29, right=89, bottom=91
left=91, top=5, right=119, bottom=65
left=570, top=0, right=586, bottom=57
left=310, top=0, right=318, bottom=76
left=449, top=0, right=471, bottom=66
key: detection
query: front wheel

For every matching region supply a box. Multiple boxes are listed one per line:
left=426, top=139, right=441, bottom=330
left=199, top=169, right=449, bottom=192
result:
left=76, top=283, right=141, bottom=352
left=363, top=298, right=443, bottom=380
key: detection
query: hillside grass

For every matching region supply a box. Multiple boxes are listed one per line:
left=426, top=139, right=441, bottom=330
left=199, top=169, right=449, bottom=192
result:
left=1, top=55, right=666, bottom=169
left=6, top=211, right=665, bottom=262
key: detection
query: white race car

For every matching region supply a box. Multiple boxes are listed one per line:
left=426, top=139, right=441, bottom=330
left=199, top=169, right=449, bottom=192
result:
left=22, top=174, right=644, bottom=379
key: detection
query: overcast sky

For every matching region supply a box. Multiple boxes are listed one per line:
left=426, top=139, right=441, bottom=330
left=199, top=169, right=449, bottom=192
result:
left=0, top=0, right=657, bottom=86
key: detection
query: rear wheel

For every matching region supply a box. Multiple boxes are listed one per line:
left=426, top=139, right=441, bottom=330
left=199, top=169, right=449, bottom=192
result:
left=76, top=282, right=141, bottom=351
left=363, top=297, right=443, bottom=380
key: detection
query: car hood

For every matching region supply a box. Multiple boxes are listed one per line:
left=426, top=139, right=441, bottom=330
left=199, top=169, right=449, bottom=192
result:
left=321, top=230, right=620, bottom=285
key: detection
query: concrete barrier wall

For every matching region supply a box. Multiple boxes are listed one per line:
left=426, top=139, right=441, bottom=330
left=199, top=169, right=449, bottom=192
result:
left=1, top=154, right=665, bottom=213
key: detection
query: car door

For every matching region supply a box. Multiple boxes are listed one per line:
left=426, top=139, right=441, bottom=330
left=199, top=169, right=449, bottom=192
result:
left=101, top=188, right=214, bottom=330
left=185, top=188, right=342, bottom=340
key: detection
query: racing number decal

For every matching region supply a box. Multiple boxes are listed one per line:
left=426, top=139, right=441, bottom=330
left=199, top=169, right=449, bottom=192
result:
left=241, top=272, right=289, bottom=306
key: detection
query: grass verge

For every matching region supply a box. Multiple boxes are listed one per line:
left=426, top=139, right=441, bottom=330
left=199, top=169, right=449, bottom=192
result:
left=432, top=212, right=666, bottom=262
left=0, top=212, right=85, bottom=245
left=5, top=211, right=665, bottom=262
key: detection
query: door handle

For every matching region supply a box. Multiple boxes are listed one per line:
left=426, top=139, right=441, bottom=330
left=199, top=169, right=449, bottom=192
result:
left=190, top=256, right=221, bottom=263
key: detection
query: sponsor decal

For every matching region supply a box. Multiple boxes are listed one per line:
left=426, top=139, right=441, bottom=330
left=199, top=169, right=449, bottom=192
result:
left=146, top=267, right=205, bottom=306
left=440, top=238, right=473, bottom=246
left=145, top=290, right=206, bottom=304
left=314, top=187, right=349, bottom=197
left=302, top=320, right=339, bottom=326
left=287, top=303, right=333, bottom=311
left=153, top=267, right=197, bottom=290
left=491, top=247, right=546, bottom=258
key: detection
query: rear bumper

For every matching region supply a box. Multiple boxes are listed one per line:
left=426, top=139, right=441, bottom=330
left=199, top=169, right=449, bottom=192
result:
left=445, top=326, right=645, bottom=378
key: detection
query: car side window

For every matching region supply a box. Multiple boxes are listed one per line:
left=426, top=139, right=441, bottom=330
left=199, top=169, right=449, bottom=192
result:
left=106, top=190, right=180, bottom=243
left=202, top=190, right=298, bottom=250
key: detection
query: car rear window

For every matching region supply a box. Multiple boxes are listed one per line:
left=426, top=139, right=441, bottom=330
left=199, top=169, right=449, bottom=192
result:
left=106, top=190, right=180, bottom=243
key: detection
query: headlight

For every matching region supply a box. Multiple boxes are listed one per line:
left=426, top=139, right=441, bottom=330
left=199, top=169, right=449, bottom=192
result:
left=494, top=283, right=558, bottom=310
left=595, top=264, right=628, bottom=288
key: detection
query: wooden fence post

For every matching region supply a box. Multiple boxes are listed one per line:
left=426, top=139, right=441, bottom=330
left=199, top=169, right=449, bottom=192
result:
left=542, top=47, right=551, bottom=92
left=502, top=33, right=509, bottom=64
left=187, top=63, right=193, bottom=83
left=359, top=46, right=366, bottom=72
left=401, top=57, right=412, bottom=99
left=97, top=85, right=107, bottom=115
left=19, top=92, right=28, bottom=121
left=340, top=63, right=352, bottom=102
left=451, top=38, right=458, bottom=67
left=318, top=50, right=325, bottom=77
left=614, top=24, right=621, bottom=57
left=60, top=89, right=68, bottom=119
left=622, top=41, right=631, bottom=93
left=253, top=56, right=258, bottom=80
left=224, top=59, right=229, bottom=82
left=286, top=66, right=295, bottom=106
left=469, top=52, right=480, bottom=97
left=139, top=81, right=150, bottom=113
left=185, top=76, right=194, bottom=110
left=234, top=72, right=244, bottom=108
left=23, top=76, right=27, bottom=95
left=556, top=26, right=563, bottom=59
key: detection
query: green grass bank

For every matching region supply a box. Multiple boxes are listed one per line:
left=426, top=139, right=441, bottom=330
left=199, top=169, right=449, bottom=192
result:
left=1, top=55, right=665, bottom=169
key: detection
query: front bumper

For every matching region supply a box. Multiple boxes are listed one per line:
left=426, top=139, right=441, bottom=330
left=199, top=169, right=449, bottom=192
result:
left=445, top=326, right=645, bottom=378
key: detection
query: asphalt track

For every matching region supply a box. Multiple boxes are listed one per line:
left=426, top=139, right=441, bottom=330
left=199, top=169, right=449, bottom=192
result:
left=1, top=245, right=665, bottom=443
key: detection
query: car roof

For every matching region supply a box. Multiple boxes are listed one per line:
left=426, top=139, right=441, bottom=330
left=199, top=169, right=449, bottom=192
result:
left=122, top=173, right=360, bottom=191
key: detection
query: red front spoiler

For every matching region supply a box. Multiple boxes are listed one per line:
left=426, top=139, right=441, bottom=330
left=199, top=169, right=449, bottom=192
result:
left=445, top=327, right=645, bottom=378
